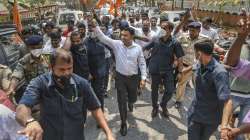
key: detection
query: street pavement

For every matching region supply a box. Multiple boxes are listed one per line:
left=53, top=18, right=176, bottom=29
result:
left=85, top=81, right=219, bottom=140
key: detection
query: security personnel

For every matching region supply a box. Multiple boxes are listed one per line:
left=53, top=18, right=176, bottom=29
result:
left=7, top=35, right=49, bottom=102
left=15, top=48, right=115, bottom=140
left=69, top=31, right=90, bottom=80
left=175, top=22, right=209, bottom=109
left=0, top=64, right=12, bottom=92
left=85, top=23, right=107, bottom=112
left=144, top=20, right=184, bottom=118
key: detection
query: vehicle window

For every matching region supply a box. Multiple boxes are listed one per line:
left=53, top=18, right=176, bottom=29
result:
left=168, top=13, right=180, bottom=22
left=0, top=33, right=23, bottom=69
left=59, top=13, right=75, bottom=25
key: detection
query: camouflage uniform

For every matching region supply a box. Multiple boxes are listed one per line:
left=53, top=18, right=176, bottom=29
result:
left=12, top=54, right=49, bottom=84
left=0, top=65, right=12, bottom=91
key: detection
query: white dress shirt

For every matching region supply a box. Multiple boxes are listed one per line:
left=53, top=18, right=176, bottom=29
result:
left=201, top=27, right=219, bottom=42
left=94, top=26, right=147, bottom=80
left=43, top=37, right=66, bottom=54
left=134, top=28, right=157, bottom=48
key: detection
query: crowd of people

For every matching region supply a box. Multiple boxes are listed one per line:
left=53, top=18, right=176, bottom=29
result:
left=0, top=8, right=250, bottom=140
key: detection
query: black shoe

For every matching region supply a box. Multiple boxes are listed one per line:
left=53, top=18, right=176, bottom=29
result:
left=120, top=123, right=127, bottom=136
left=128, top=103, right=133, bottom=112
left=161, top=108, right=169, bottom=118
left=174, top=101, right=181, bottom=109
left=151, top=108, right=158, bottom=118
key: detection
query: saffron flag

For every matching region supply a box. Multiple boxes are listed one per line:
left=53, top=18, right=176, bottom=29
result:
left=12, top=0, right=22, bottom=33
left=96, top=0, right=107, bottom=9
left=109, top=0, right=123, bottom=16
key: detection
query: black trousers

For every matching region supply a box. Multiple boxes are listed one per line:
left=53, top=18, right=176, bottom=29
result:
left=115, top=72, right=139, bottom=124
left=151, top=71, right=175, bottom=109
left=91, top=77, right=105, bottom=111
left=104, top=57, right=112, bottom=92
left=188, top=121, right=218, bottom=140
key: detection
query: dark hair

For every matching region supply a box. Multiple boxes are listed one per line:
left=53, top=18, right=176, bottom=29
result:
left=50, top=48, right=73, bottom=66
left=49, top=30, right=61, bottom=39
left=151, top=17, right=158, bottom=21
left=121, top=27, right=135, bottom=36
left=77, top=22, right=86, bottom=29
left=53, top=27, right=62, bottom=34
left=70, top=31, right=80, bottom=40
left=111, top=19, right=120, bottom=25
left=194, top=39, right=214, bottom=55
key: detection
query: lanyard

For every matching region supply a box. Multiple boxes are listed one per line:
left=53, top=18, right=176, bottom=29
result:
left=55, top=84, right=79, bottom=103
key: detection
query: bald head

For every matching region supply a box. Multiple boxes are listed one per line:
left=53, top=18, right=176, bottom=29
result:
left=50, top=48, right=73, bottom=67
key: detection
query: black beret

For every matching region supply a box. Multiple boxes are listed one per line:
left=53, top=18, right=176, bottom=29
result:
left=188, top=22, right=201, bottom=29
left=25, top=35, right=43, bottom=46
left=119, top=20, right=129, bottom=29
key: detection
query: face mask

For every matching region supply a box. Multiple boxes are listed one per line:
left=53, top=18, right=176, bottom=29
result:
left=31, top=49, right=43, bottom=57
left=71, top=43, right=82, bottom=52
left=88, top=32, right=97, bottom=38
left=53, top=74, right=71, bottom=87
left=159, top=29, right=167, bottom=38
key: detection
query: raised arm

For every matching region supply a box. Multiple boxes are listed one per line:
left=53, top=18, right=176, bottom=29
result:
left=225, top=16, right=250, bottom=66
left=16, top=77, right=43, bottom=140
left=94, top=25, right=120, bottom=50
left=173, top=11, right=191, bottom=36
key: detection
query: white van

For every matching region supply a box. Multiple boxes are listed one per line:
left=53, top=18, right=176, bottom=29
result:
left=56, top=10, right=84, bottom=29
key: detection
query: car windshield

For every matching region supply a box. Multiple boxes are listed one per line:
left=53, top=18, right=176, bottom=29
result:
left=59, top=13, right=75, bottom=25
left=168, top=13, right=180, bottom=21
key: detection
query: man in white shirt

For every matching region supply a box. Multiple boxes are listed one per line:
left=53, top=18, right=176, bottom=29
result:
left=133, top=19, right=157, bottom=61
left=200, top=17, right=220, bottom=42
left=92, top=20, right=147, bottom=136
left=43, top=29, right=66, bottom=54
left=150, top=17, right=161, bottom=34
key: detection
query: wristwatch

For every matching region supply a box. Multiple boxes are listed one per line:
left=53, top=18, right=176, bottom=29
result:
left=25, top=118, right=36, bottom=126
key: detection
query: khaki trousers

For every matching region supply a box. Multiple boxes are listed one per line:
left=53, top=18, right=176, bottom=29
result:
left=176, top=68, right=193, bottom=102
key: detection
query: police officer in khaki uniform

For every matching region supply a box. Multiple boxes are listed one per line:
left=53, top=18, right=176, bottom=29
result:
left=7, top=35, right=49, bottom=101
left=0, top=64, right=12, bottom=92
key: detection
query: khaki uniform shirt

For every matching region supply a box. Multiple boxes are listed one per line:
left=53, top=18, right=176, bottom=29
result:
left=0, top=65, right=12, bottom=91
left=12, top=54, right=49, bottom=83
left=178, top=33, right=209, bottom=66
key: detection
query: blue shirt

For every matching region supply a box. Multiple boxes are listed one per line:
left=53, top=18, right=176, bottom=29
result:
left=85, top=37, right=107, bottom=78
left=189, top=58, right=230, bottom=125
left=19, top=72, right=101, bottom=140
left=19, top=72, right=100, bottom=109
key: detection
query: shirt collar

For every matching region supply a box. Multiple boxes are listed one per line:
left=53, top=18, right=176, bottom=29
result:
left=125, top=41, right=137, bottom=49
left=48, top=72, right=76, bottom=87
